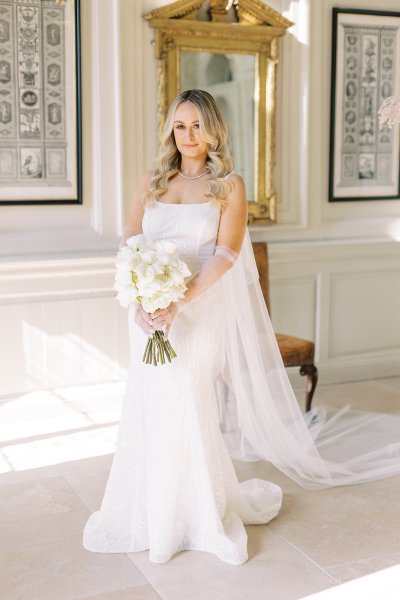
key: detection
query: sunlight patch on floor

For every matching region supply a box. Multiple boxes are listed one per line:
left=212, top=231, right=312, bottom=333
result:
left=0, top=382, right=124, bottom=472
left=303, top=564, right=400, bottom=599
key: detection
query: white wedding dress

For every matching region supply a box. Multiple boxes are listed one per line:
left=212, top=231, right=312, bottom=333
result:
left=83, top=193, right=400, bottom=564
left=82, top=198, right=282, bottom=565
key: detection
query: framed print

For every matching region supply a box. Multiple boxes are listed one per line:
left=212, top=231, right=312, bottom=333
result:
left=329, top=8, right=400, bottom=202
left=0, top=0, right=82, bottom=205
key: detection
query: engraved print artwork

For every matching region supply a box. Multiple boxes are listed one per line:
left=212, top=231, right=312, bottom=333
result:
left=342, top=27, right=393, bottom=182
left=329, top=10, right=400, bottom=202
left=0, top=0, right=81, bottom=204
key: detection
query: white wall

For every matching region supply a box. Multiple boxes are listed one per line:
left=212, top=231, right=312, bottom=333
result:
left=256, top=0, right=400, bottom=384
left=0, top=0, right=129, bottom=396
left=1, top=0, right=399, bottom=398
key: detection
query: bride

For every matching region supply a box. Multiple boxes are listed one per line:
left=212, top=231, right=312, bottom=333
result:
left=83, top=89, right=400, bottom=565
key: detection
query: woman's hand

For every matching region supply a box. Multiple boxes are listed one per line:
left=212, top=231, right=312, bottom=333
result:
left=134, top=304, right=156, bottom=336
left=150, top=302, right=180, bottom=339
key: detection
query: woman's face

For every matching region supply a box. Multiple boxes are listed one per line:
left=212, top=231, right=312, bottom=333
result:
left=173, top=102, right=208, bottom=159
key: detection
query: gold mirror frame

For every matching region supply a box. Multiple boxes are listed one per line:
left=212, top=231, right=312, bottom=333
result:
left=144, top=0, right=292, bottom=224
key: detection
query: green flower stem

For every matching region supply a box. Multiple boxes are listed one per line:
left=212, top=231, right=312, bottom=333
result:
left=145, top=343, right=152, bottom=364
left=156, top=331, right=165, bottom=364
left=156, top=337, right=162, bottom=364
left=146, top=340, right=152, bottom=365
left=165, top=339, right=177, bottom=359
left=142, top=330, right=178, bottom=366
left=163, top=339, right=172, bottom=363
left=142, top=337, right=152, bottom=363
left=157, top=333, right=166, bottom=364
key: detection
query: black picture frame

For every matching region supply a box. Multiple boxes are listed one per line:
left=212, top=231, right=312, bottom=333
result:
left=329, top=7, right=400, bottom=202
left=0, top=0, right=82, bottom=205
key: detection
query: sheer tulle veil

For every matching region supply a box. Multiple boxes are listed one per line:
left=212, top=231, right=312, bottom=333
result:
left=215, top=229, right=400, bottom=489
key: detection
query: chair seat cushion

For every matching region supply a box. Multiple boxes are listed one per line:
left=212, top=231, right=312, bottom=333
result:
left=275, top=333, right=315, bottom=367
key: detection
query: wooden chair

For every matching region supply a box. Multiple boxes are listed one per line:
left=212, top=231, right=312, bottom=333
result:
left=252, top=242, right=318, bottom=412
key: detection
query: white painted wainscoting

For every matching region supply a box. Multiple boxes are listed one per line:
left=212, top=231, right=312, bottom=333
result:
left=267, top=240, right=400, bottom=386
left=1, top=238, right=399, bottom=398
left=0, top=257, right=128, bottom=397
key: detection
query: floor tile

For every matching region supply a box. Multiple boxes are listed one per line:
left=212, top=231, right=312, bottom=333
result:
left=2, top=377, right=400, bottom=600
left=1, top=510, right=146, bottom=600
left=233, top=445, right=400, bottom=583
left=326, top=552, right=400, bottom=583
left=313, top=379, right=400, bottom=414
left=0, top=476, right=86, bottom=524
left=0, top=390, right=91, bottom=443
left=302, top=564, right=400, bottom=599
left=380, top=377, right=400, bottom=389
left=0, top=463, right=60, bottom=484
left=268, top=478, right=400, bottom=568
left=55, top=455, right=114, bottom=511
left=79, top=584, right=162, bottom=600
left=2, top=425, right=118, bottom=471
left=54, top=382, right=125, bottom=415
left=127, top=526, right=335, bottom=600
left=356, top=473, right=400, bottom=509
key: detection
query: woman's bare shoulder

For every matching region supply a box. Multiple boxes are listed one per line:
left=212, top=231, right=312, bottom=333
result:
left=133, top=170, right=153, bottom=198
left=225, top=173, right=246, bottom=206
left=226, top=172, right=244, bottom=187
left=139, top=169, right=153, bottom=188
left=129, top=170, right=153, bottom=213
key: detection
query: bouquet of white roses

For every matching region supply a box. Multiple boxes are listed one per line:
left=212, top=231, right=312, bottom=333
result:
left=113, top=234, right=191, bottom=365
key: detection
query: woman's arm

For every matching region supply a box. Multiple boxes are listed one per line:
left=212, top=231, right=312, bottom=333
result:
left=124, top=170, right=157, bottom=335
left=120, top=170, right=152, bottom=246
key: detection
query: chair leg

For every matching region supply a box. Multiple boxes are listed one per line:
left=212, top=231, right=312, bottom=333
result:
left=300, top=364, right=318, bottom=412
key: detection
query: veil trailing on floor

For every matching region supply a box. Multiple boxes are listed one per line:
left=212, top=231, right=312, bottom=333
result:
left=215, top=229, right=400, bottom=489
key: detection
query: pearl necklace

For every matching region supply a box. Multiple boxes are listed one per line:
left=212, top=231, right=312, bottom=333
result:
left=178, top=168, right=210, bottom=180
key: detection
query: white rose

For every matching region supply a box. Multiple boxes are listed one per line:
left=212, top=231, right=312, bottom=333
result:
left=154, top=240, right=178, bottom=255
left=136, top=263, right=157, bottom=284
left=114, top=283, right=137, bottom=294
left=177, top=260, right=191, bottom=278
left=167, top=270, right=186, bottom=286
left=155, top=252, right=174, bottom=266
left=150, top=259, right=165, bottom=275
left=137, top=278, right=164, bottom=297
left=114, top=281, right=127, bottom=293
left=116, top=287, right=138, bottom=307
left=142, top=294, right=170, bottom=313
left=126, top=233, right=148, bottom=251
left=139, top=250, right=156, bottom=265
left=115, top=246, right=135, bottom=271
left=168, top=256, right=180, bottom=269
left=168, top=293, right=181, bottom=304
left=114, top=270, right=134, bottom=288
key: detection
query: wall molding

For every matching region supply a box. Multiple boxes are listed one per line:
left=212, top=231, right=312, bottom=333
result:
left=0, top=257, right=115, bottom=304
left=1, top=238, right=399, bottom=394
left=288, top=351, right=400, bottom=389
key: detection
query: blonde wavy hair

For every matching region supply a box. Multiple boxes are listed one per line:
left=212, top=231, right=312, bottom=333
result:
left=144, top=89, right=234, bottom=208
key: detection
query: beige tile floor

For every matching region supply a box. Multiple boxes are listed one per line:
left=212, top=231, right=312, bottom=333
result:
left=1, top=377, right=399, bottom=600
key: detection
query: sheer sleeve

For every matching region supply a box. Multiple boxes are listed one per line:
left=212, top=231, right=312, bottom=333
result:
left=179, top=244, right=239, bottom=306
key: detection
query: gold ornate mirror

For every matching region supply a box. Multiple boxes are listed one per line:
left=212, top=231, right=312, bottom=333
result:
left=144, top=0, right=292, bottom=224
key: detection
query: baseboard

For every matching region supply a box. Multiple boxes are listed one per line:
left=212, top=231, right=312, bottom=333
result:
left=288, top=353, right=400, bottom=388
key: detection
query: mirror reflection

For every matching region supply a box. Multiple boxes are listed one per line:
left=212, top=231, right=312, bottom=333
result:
left=180, top=51, right=255, bottom=199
